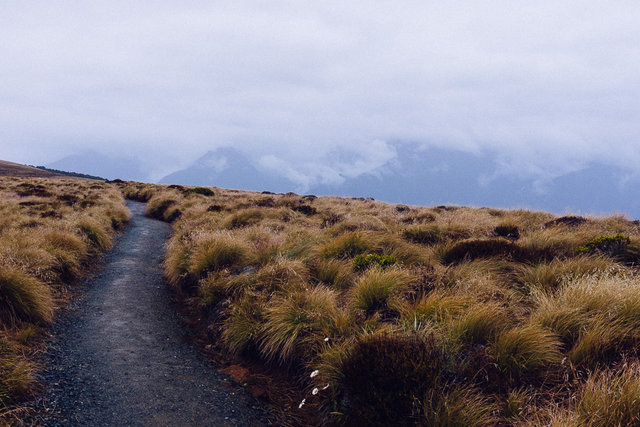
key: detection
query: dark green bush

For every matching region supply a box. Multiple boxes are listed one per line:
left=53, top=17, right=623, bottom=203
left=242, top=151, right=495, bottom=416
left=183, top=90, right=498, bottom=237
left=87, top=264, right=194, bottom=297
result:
left=577, top=234, right=630, bottom=257
left=164, top=208, right=182, bottom=222
left=494, top=224, right=520, bottom=240
left=545, top=216, right=588, bottom=227
left=291, top=205, right=317, bottom=216
left=341, top=333, right=443, bottom=425
left=403, top=225, right=470, bottom=245
left=353, top=253, right=397, bottom=271
left=187, top=187, right=215, bottom=196
left=443, top=239, right=538, bottom=265
left=146, top=198, right=176, bottom=220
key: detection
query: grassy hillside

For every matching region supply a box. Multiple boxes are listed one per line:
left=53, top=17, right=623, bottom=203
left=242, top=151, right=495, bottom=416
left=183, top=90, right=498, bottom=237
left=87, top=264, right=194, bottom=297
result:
left=124, top=182, right=640, bottom=426
left=0, top=176, right=128, bottom=420
left=0, top=160, right=63, bottom=178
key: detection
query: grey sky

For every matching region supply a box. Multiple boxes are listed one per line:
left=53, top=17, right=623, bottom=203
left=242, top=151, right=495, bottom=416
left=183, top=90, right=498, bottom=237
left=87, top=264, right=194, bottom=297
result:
left=2, top=1, right=640, bottom=184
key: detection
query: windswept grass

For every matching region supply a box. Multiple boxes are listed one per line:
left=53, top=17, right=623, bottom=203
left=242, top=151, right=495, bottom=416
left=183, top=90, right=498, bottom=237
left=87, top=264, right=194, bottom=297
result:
left=128, top=181, right=640, bottom=425
left=0, top=176, right=129, bottom=416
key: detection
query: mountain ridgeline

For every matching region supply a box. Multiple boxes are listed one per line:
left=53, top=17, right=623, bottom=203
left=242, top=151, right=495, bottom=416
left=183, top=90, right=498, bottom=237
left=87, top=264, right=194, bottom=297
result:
left=158, top=146, right=640, bottom=219
left=45, top=145, right=640, bottom=219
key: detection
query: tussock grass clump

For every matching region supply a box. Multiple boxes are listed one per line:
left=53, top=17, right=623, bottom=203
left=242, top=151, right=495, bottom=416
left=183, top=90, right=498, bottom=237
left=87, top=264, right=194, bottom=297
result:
left=197, top=271, right=232, bottom=309
left=189, top=234, right=248, bottom=279
left=401, top=291, right=468, bottom=326
left=249, top=257, right=309, bottom=294
left=573, top=367, right=640, bottom=426
left=122, top=184, right=154, bottom=201
left=311, top=259, right=354, bottom=290
left=513, top=255, right=615, bottom=294
left=0, top=266, right=53, bottom=325
left=260, top=287, right=339, bottom=364
left=422, top=385, right=496, bottom=427
left=490, top=325, right=562, bottom=379
left=403, top=224, right=470, bottom=245
left=225, top=209, right=264, bottom=229
left=341, top=333, right=443, bottom=424
left=320, top=231, right=377, bottom=259
left=79, top=220, right=111, bottom=252
left=222, top=294, right=266, bottom=355
left=450, top=303, right=507, bottom=345
left=350, top=268, right=413, bottom=315
left=0, top=339, right=34, bottom=405
left=146, top=197, right=177, bottom=220
left=494, top=223, right=520, bottom=240
left=442, top=238, right=538, bottom=265
left=533, top=273, right=640, bottom=366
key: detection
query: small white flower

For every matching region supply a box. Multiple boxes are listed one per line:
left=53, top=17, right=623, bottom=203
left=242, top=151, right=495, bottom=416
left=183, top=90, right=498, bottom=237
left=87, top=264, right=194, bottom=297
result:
left=298, top=398, right=306, bottom=408
left=310, top=370, right=319, bottom=378
left=324, top=337, right=330, bottom=342
left=312, top=388, right=319, bottom=395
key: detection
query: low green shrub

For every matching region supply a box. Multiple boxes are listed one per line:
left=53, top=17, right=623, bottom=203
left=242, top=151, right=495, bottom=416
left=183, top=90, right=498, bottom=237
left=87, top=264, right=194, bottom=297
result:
left=187, top=186, right=215, bottom=196
left=352, top=253, right=396, bottom=271
left=291, top=205, right=317, bottom=216
left=577, top=233, right=630, bottom=257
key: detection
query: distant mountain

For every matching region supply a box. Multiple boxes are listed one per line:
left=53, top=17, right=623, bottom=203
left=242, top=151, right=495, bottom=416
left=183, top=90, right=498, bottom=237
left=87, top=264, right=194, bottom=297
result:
left=159, top=147, right=296, bottom=192
left=47, top=152, right=147, bottom=182
left=158, top=145, right=640, bottom=219
left=309, top=146, right=640, bottom=218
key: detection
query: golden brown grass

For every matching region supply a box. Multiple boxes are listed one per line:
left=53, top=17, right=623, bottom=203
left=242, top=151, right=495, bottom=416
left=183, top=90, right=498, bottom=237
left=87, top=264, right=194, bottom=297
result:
left=0, top=176, right=129, bottom=417
left=126, top=181, right=640, bottom=425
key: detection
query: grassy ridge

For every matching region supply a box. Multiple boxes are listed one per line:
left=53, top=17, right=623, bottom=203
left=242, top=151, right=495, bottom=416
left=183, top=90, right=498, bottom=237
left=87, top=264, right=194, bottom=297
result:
left=128, top=182, right=640, bottom=425
left=0, top=177, right=129, bottom=418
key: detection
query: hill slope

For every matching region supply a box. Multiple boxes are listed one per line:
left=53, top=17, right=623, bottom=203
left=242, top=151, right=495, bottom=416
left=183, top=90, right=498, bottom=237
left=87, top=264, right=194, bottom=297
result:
left=0, top=160, right=62, bottom=178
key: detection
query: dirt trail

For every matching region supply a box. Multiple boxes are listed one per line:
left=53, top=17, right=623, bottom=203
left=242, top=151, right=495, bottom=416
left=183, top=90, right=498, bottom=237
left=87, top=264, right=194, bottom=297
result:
left=31, top=201, right=268, bottom=426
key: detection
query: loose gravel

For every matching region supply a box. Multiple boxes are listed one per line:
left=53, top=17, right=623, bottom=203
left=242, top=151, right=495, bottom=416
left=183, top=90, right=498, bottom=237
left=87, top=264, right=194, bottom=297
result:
left=28, top=201, right=269, bottom=426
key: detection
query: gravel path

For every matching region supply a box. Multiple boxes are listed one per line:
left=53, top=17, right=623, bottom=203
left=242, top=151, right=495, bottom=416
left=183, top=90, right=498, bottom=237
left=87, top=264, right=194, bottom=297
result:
left=30, top=201, right=269, bottom=426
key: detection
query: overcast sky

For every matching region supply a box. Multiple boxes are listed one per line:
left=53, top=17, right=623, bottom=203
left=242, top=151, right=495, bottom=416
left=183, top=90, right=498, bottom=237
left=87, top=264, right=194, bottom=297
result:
left=2, top=1, right=640, bottom=183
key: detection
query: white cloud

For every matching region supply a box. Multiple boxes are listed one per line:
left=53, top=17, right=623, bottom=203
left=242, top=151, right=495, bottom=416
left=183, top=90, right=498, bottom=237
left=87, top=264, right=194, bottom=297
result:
left=1, top=1, right=639, bottom=182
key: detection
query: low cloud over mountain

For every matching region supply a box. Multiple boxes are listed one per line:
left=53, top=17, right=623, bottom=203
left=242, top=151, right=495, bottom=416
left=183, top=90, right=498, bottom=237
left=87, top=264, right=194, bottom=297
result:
left=158, top=144, right=640, bottom=218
